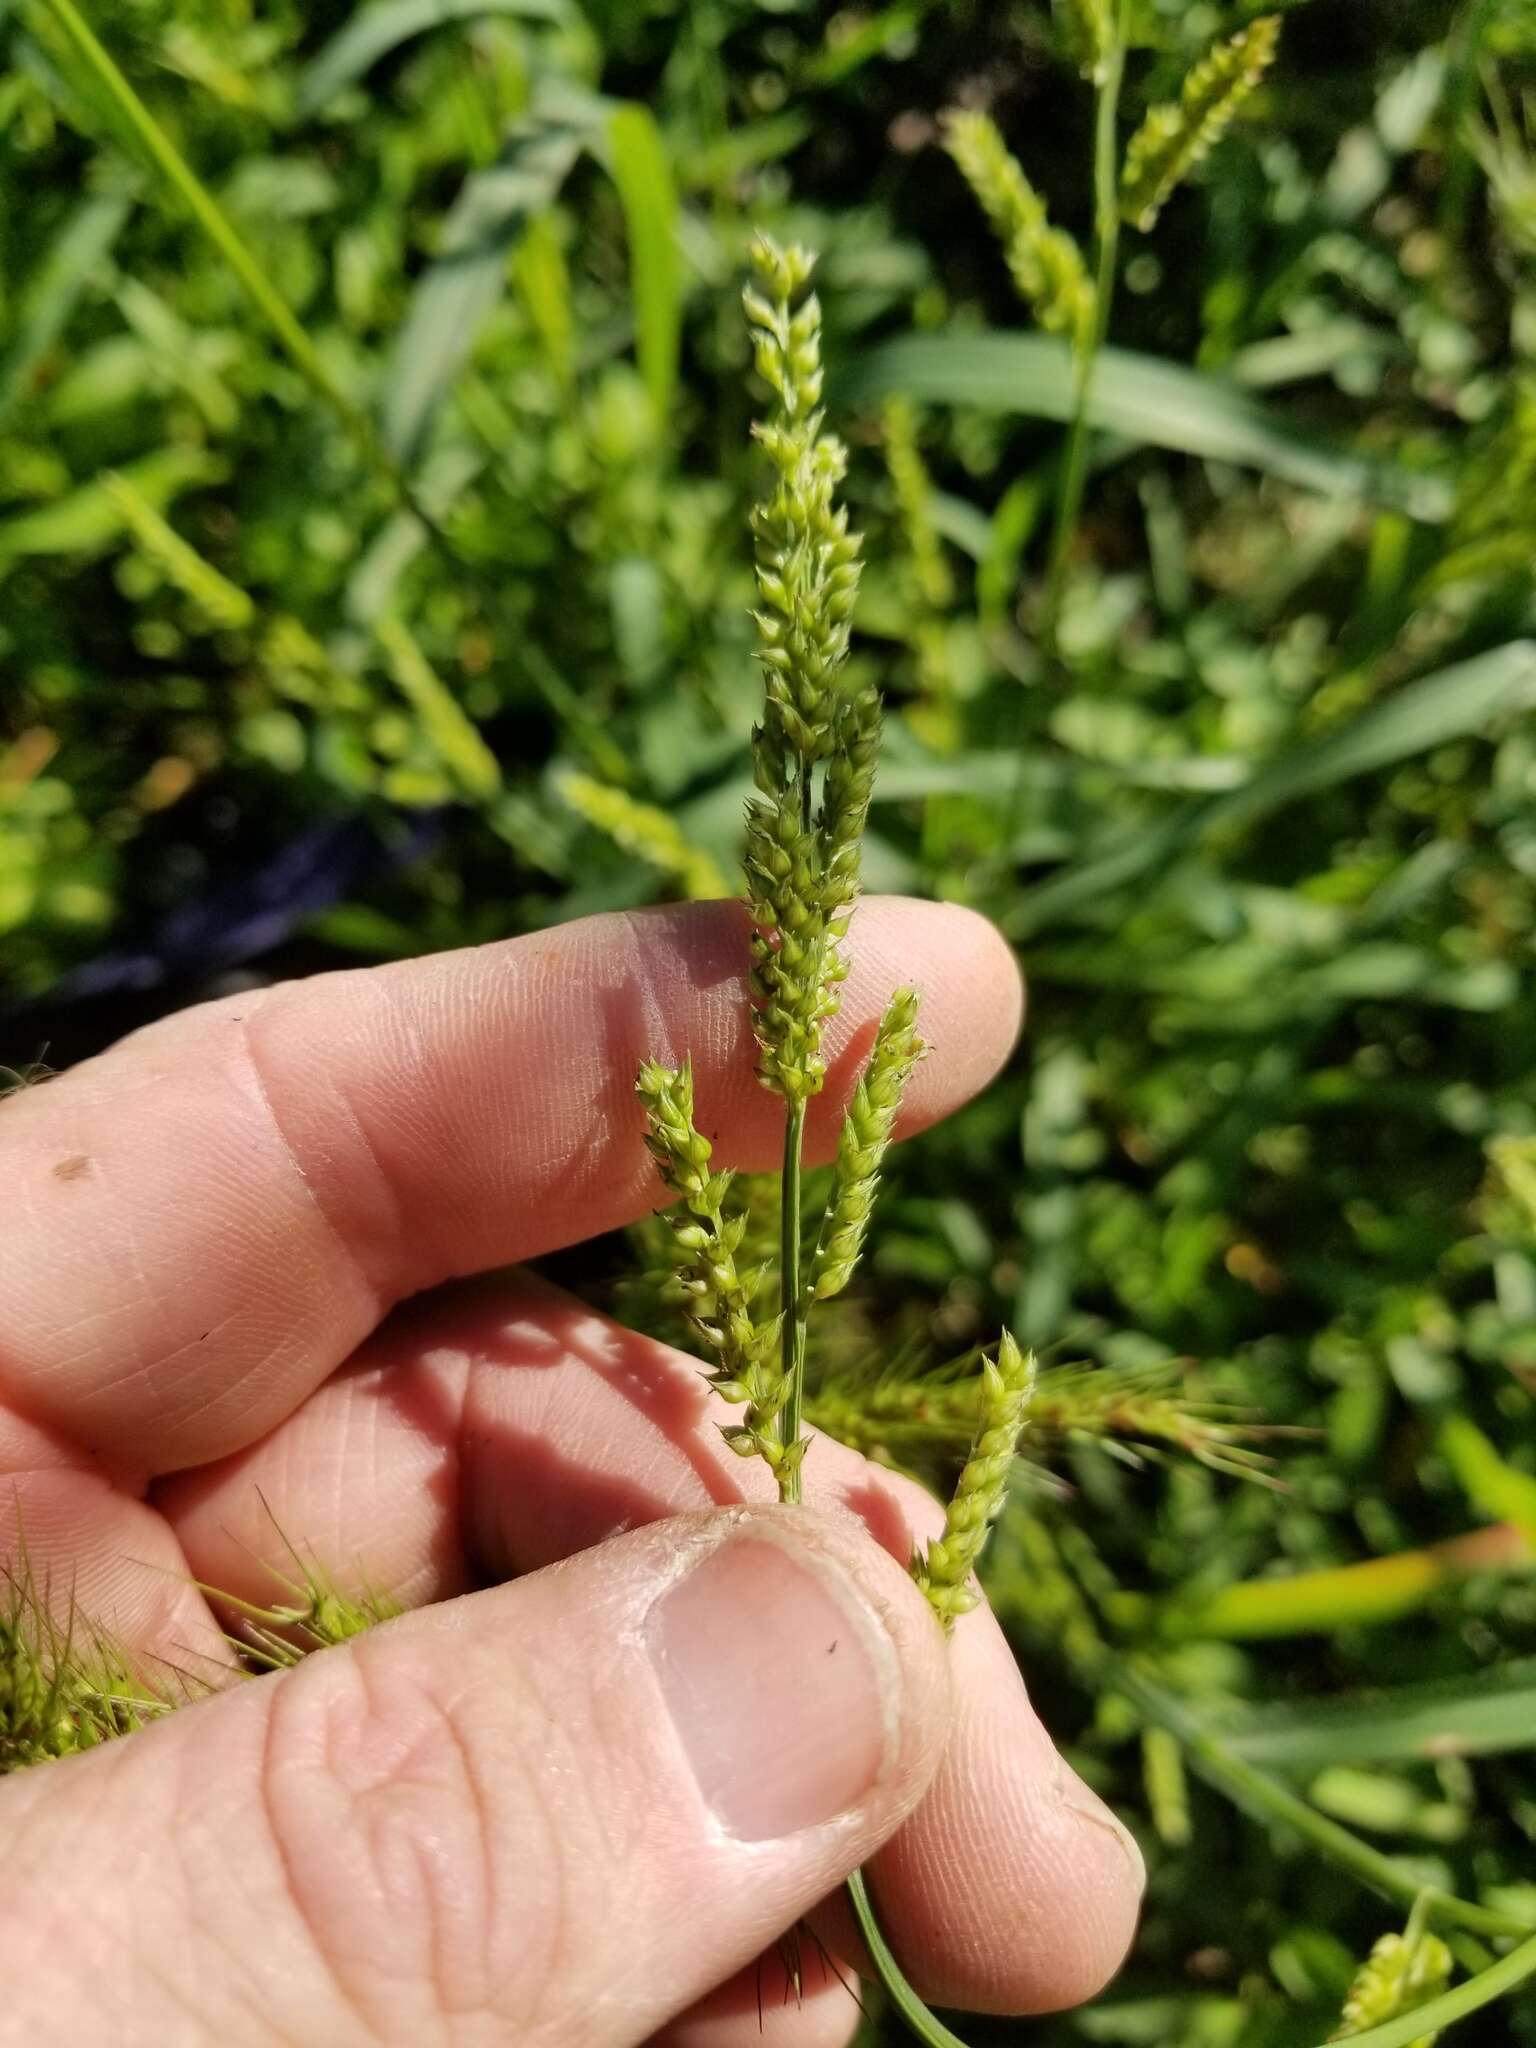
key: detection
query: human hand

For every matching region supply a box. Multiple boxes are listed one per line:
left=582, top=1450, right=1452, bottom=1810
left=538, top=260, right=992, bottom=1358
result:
left=0, top=898, right=1142, bottom=2046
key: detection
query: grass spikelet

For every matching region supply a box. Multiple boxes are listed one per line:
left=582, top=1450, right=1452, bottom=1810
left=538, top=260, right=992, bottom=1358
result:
left=1059, top=0, right=1114, bottom=83
left=1119, top=16, right=1281, bottom=232
left=0, top=1557, right=169, bottom=1774
left=103, top=468, right=255, bottom=632
left=635, top=1059, right=799, bottom=1480
left=813, top=989, right=925, bottom=1300
left=1333, top=1929, right=1454, bottom=2047
left=556, top=769, right=728, bottom=900
left=911, top=1332, right=1037, bottom=1628
left=941, top=110, right=1093, bottom=342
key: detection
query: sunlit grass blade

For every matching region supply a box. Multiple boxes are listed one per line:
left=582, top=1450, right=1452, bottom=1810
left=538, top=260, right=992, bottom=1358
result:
left=1221, top=1660, right=1536, bottom=1769
left=839, top=331, right=1453, bottom=518
left=1007, top=641, right=1536, bottom=936
left=606, top=103, right=683, bottom=426
left=0, top=445, right=225, bottom=565
left=381, top=108, right=589, bottom=463
left=296, top=0, right=571, bottom=117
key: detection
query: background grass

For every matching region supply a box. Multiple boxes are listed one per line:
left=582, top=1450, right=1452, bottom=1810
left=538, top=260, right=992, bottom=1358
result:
left=2, top=0, right=1536, bottom=2042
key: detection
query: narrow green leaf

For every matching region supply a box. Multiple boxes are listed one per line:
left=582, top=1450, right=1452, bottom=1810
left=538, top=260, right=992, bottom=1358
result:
left=1223, top=1660, right=1536, bottom=1769
left=0, top=185, right=133, bottom=422
left=1209, top=641, right=1536, bottom=833
left=296, top=0, right=570, bottom=116
left=381, top=111, right=587, bottom=463
left=838, top=331, right=1453, bottom=519
left=606, top=103, right=682, bottom=424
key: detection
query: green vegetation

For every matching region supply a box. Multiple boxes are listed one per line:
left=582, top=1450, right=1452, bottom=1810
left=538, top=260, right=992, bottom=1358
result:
left=3, top=0, right=1536, bottom=2042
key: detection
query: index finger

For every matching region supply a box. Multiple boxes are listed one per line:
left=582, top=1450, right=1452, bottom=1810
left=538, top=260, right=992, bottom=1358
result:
left=1, top=898, right=1021, bottom=1477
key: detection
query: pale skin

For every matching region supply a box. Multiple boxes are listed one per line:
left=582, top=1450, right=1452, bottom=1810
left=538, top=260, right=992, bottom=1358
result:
left=0, top=896, right=1143, bottom=2046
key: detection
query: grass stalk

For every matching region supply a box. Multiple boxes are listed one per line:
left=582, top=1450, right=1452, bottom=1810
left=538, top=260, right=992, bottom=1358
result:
left=847, top=1870, right=970, bottom=2048
left=779, top=1094, right=807, bottom=1503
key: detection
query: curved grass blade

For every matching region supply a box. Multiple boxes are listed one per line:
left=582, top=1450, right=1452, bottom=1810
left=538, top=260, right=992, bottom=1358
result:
left=381, top=108, right=588, bottom=463
left=1223, top=1659, right=1536, bottom=1769
left=296, top=0, right=570, bottom=117
left=605, top=103, right=682, bottom=426
left=27, top=0, right=369, bottom=440
left=838, top=331, right=1453, bottom=519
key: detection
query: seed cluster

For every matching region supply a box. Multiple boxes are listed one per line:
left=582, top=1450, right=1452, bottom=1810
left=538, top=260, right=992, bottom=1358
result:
left=911, top=1332, right=1038, bottom=1628
left=741, top=235, right=881, bottom=1105
left=636, top=1059, right=800, bottom=1480
left=1119, top=16, right=1281, bottom=232
left=813, top=988, right=925, bottom=1301
left=941, top=111, right=1094, bottom=344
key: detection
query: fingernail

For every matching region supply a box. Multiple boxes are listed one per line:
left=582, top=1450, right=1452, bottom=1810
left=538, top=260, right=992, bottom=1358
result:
left=1058, top=1763, right=1147, bottom=1890
left=648, top=1532, right=896, bottom=1840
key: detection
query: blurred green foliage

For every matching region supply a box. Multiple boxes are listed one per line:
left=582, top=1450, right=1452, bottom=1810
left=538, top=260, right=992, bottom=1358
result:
left=3, top=0, right=1536, bottom=2041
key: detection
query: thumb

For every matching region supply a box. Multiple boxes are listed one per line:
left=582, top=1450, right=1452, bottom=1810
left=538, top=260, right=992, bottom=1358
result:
left=0, top=1505, right=952, bottom=2047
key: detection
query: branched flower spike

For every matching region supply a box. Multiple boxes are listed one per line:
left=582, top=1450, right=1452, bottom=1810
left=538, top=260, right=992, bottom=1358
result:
left=941, top=111, right=1094, bottom=344
left=742, top=235, right=870, bottom=1105
left=1119, top=16, right=1281, bottom=232
left=814, top=989, right=925, bottom=1300
left=912, top=1333, right=1037, bottom=1627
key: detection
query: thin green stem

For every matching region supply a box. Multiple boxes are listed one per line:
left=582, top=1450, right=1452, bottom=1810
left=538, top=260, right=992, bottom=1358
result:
left=847, top=1871, right=971, bottom=2048
left=1111, top=1660, right=1534, bottom=1945
left=1318, top=1929, right=1536, bottom=2048
left=778, top=1094, right=807, bottom=1503
left=1042, top=0, right=1128, bottom=643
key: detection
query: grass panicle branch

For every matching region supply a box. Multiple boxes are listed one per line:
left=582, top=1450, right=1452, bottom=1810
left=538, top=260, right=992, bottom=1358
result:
left=807, top=1355, right=1273, bottom=1482
left=635, top=1059, right=799, bottom=1481
left=1119, top=16, right=1282, bottom=232
left=940, top=111, right=1093, bottom=344
left=556, top=770, right=729, bottom=901
left=912, top=1334, right=1037, bottom=1628
left=813, top=989, right=925, bottom=1301
left=0, top=1559, right=168, bottom=1772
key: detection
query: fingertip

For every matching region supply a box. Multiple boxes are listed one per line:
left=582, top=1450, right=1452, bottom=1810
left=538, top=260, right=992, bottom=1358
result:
left=870, top=1611, right=1145, bottom=2014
